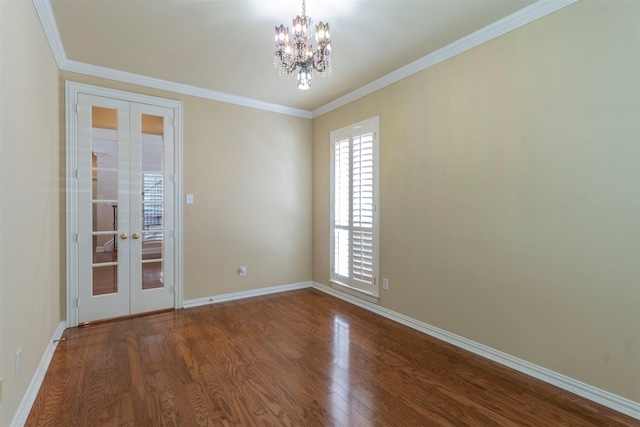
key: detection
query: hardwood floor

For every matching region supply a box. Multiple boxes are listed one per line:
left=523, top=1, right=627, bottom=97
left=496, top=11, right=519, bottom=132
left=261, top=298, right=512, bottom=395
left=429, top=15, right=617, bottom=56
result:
left=27, top=289, right=638, bottom=426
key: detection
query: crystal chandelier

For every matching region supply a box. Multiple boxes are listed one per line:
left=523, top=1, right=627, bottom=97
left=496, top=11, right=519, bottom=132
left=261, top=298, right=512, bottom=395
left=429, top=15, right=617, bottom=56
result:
left=273, top=0, right=331, bottom=91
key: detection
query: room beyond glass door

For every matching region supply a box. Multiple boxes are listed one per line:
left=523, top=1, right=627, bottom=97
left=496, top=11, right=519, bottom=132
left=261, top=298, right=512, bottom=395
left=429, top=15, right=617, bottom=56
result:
left=76, top=93, right=175, bottom=323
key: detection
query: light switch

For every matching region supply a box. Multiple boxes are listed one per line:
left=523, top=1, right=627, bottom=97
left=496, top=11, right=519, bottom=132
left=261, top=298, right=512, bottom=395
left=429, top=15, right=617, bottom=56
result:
left=186, top=194, right=194, bottom=205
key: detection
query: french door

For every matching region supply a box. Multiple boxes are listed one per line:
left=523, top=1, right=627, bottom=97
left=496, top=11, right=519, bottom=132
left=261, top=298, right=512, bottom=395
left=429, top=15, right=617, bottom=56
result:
left=67, top=83, right=183, bottom=325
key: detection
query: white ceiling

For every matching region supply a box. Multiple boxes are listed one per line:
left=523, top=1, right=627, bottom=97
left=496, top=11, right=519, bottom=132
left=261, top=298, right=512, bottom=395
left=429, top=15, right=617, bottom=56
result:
left=48, top=0, right=538, bottom=114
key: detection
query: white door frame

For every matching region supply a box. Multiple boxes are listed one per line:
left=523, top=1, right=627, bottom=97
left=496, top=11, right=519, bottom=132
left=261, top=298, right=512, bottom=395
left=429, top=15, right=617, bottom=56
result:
left=65, top=81, right=184, bottom=327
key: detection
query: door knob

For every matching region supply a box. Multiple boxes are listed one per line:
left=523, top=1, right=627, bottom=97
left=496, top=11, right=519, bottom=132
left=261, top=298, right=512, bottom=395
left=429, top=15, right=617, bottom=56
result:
left=120, top=233, right=128, bottom=240
left=132, top=233, right=140, bottom=239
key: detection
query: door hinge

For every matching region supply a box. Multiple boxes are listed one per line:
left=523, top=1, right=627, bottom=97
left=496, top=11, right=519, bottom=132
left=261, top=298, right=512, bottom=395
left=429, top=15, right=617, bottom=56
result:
left=75, top=297, right=79, bottom=307
left=75, top=233, right=79, bottom=243
left=75, top=169, right=79, bottom=179
left=373, top=277, right=376, bottom=285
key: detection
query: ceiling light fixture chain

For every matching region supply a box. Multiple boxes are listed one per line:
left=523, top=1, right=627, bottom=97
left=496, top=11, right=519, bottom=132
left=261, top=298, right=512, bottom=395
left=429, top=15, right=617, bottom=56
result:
left=273, top=0, right=331, bottom=91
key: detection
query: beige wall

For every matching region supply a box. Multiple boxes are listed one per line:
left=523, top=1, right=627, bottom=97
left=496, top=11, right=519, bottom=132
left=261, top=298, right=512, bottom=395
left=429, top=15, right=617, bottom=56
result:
left=180, top=96, right=312, bottom=298
left=0, top=1, right=62, bottom=425
left=59, top=72, right=313, bottom=303
left=313, top=1, right=640, bottom=401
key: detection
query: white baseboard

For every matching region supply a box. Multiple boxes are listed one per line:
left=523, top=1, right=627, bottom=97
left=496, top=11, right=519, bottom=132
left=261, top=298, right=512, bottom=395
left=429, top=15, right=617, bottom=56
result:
left=310, top=281, right=640, bottom=420
left=182, top=281, right=313, bottom=309
left=11, top=321, right=67, bottom=427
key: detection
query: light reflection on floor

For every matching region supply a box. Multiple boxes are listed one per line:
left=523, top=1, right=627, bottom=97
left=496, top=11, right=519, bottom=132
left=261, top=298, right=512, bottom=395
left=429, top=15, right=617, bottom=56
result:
left=331, top=315, right=351, bottom=420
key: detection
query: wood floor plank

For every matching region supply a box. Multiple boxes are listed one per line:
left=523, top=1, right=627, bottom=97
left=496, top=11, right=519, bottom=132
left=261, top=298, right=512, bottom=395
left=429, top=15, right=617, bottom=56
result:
left=26, top=289, right=639, bottom=427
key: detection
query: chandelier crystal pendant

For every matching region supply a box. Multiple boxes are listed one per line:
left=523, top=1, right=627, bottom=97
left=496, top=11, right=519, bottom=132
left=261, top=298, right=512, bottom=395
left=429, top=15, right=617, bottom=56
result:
left=273, top=0, right=331, bottom=91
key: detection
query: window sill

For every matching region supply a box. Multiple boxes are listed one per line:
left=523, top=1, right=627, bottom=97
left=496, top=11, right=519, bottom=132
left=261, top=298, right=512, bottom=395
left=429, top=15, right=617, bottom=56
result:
left=330, top=280, right=379, bottom=304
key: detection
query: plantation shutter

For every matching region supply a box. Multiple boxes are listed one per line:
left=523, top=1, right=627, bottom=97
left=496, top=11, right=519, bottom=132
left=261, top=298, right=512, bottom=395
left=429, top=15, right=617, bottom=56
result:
left=352, top=132, right=374, bottom=283
left=330, top=117, right=379, bottom=300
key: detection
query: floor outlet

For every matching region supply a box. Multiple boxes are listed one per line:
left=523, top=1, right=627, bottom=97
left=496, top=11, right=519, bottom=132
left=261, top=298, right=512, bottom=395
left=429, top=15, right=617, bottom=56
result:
left=383, top=278, right=389, bottom=290
left=15, top=349, right=22, bottom=377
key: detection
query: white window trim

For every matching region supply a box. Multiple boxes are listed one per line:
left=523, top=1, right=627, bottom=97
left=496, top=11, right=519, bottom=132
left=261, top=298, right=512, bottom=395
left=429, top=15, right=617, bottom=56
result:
left=330, top=281, right=380, bottom=304
left=329, top=116, right=380, bottom=303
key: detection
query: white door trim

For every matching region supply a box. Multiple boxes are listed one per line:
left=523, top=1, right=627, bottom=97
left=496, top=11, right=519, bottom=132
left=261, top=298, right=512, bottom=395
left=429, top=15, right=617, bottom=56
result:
left=65, top=81, right=184, bottom=327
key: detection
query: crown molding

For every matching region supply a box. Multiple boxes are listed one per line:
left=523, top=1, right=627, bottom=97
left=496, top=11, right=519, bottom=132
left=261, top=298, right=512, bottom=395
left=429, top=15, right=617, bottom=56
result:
left=33, top=0, right=577, bottom=119
left=61, top=60, right=313, bottom=118
left=311, top=0, right=579, bottom=118
left=32, top=0, right=66, bottom=68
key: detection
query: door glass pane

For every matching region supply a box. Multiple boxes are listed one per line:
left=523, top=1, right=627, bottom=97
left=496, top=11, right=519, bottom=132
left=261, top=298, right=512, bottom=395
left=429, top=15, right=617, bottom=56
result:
left=143, top=202, right=163, bottom=231
left=141, top=113, right=163, bottom=137
left=92, top=170, right=118, bottom=200
left=92, top=106, right=117, bottom=130
left=93, top=265, right=117, bottom=296
left=142, top=143, right=163, bottom=172
left=91, top=138, right=118, bottom=169
left=91, top=106, right=118, bottom=170
left=142, top=233, right=163, bottom=260
left=143, top=173, right=163, bottom=203
left=142, top=172, right=163, bottom=242
left=142, top=262, right=163, bottom=290
left=141, top=113, right=164, bottom=173
left=92, top=234, right=118, bottom=264
left=93, top=202, right=118, bottom=232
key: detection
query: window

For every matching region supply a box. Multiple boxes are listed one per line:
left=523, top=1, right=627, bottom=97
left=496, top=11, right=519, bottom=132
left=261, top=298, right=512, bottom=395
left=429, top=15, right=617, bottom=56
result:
left=330, top=116, right=380, bottom=302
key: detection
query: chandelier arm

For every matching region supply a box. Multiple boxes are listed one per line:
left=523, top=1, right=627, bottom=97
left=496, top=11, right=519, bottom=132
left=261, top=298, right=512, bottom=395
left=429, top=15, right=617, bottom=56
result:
left=284, top=62, right=298, bottom=74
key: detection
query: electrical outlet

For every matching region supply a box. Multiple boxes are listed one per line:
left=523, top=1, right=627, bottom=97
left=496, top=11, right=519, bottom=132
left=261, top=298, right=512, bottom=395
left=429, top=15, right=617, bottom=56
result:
left=238, top=266, right=247, bottom=277
left=15, top=349, right=22, bottom=377
left=383, top=278, right=389, bottom=290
